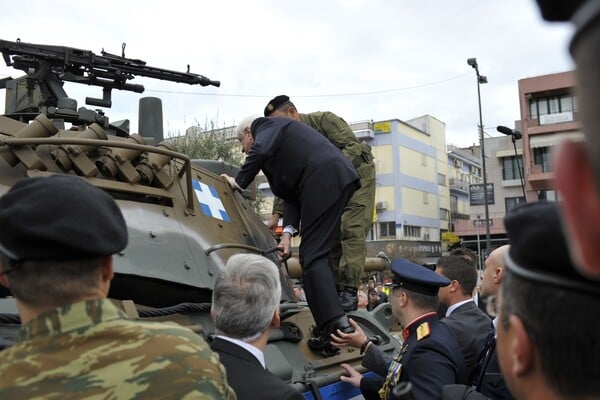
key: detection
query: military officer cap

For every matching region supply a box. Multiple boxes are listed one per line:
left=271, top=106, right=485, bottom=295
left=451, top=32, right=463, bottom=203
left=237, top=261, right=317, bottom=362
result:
left=389, top=258, right=450, bottom=296
left=0, top=175, right=128, bottom=263
left=504, top=201, right=600, bottom=295
left=264, top=95, right=292, bottom=117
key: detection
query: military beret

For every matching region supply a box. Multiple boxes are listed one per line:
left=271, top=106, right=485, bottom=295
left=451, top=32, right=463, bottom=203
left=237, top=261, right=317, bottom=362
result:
left=535, top=0, right=585, bottom=21
left=504, top=201, right=600, bottom=295
left=0, top=175, right=128, bottom=262
left=264, top=95, right=292, bottom=117
left=389, top=258, right=450, bottom=296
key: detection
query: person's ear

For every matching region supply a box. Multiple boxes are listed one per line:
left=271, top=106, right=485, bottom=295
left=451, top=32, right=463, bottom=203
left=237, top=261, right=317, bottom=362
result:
left=0, top=265, right=9, bottom=288
left=508, top=315, right=533, bottom=377
left=100, top=256, right=114, bottom=283
left=271, top=308, right=281, bottom=328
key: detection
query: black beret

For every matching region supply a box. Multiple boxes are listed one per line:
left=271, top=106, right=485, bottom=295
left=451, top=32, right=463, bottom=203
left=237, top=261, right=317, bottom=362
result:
left=264, top=95, right=292, bottom=117
left=535, top=0, right=585, bottom=21
left=504, top=201, right=600, bottom=295
left=0, top=175, right=128, bottom=262
left=389, top=258, right=450, bottom=296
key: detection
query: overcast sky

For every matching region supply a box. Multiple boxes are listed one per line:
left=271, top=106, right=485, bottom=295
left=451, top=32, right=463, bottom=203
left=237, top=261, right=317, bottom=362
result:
left=0, top=0, right=574, bottom=147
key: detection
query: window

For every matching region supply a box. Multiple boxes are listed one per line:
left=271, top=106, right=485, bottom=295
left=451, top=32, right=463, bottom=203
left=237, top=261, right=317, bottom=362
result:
left=534, top=147, right=552, bottom=172
left=505, top=196, right=526, bottom=212
left=538, top=189, right=558, bottom=202
left=437, top=173, right=446, bottom=186
left=421, top=154, right=427, bottom=166
left=423, top=192, right=429, bottom=205
left=403, top=225, right=421, bottom=238
left=502, top=156, right=524, bottom=180
left=440, top=208, right=449, bottom=221
left=450, top=195, right=458, bottom=215
left=379, top=222, right=396, bottom=238
left=529, top=94, right=578, bottom=120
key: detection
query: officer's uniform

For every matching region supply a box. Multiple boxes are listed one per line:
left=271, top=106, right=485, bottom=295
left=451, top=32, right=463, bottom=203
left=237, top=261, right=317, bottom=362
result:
left=359, top=259, right=468, bottom=400
left=267, top=96, right=376, bottom=293
left=0, top=175, right=235, bottom=400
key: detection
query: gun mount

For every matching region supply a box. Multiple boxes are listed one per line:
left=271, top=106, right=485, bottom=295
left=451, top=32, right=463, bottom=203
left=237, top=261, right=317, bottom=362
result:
left=0, top=39, right=400, bottom=400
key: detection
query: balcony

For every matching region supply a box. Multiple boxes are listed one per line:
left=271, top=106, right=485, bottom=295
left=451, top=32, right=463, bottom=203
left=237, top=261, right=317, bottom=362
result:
left=527, top=164, right=554, bottom=190
left=449, top=178, right=469, bottom=194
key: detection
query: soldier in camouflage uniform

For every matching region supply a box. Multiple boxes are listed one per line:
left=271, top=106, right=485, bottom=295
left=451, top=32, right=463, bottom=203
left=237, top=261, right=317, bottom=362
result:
left=0, top=175, right=236, bottom=400
left=264, top=95, right=376, bottom=312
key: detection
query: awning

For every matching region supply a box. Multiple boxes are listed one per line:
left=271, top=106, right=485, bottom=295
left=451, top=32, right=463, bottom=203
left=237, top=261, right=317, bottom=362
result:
left=529, top=131, right=584, bottom=148
left=495, top=148, right=522, bottom=158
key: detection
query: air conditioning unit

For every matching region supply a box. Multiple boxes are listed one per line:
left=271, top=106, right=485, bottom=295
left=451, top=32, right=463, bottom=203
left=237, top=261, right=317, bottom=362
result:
left=376, top=201, right=388, bottom=211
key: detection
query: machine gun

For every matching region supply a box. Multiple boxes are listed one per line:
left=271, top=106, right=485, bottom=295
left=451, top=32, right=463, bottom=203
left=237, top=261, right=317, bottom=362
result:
left=0, top=38, right=219, bottom=130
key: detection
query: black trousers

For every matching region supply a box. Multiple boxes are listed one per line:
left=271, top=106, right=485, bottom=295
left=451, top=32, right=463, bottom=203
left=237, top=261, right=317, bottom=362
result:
left=299, top=182, right=358, bottom=329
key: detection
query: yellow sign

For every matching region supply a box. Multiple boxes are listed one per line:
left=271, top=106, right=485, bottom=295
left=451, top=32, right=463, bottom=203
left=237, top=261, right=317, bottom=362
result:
left=442, top=232, right=460, bottom=243
left=374, top=121, right=391, bottom=133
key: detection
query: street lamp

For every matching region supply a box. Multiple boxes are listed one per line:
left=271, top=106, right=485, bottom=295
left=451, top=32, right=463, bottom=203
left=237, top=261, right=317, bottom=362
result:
left=467, top=57, right=491, bottom=253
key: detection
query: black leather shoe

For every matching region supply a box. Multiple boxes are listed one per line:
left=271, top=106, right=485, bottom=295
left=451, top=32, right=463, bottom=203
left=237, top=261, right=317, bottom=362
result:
left=307, top=316, right=355, bottom=352
left=329, top=315, right=354, bottom=335
left=339, top=286, right=358, bottom=312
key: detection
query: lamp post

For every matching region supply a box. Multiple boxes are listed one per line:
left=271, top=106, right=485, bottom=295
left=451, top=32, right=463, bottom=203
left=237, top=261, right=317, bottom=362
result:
left=467, top=57, right=491, bottom=253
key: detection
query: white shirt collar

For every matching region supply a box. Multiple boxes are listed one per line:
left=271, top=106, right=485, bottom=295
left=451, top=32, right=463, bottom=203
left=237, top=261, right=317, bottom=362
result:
left=217, top=335, right=266, bottom=368
left=446, top=298, right=474, bottom=317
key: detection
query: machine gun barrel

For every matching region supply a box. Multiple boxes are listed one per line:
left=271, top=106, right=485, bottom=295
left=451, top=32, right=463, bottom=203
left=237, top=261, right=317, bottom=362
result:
left=0, top=38, right=219, bottom=108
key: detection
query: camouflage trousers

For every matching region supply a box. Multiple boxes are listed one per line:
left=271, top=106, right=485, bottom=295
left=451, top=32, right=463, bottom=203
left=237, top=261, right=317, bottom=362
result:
left=331, top=160, right=376, bottom=288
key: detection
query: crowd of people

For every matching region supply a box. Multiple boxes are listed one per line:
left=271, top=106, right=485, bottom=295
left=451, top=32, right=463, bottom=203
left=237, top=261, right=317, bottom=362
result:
left=0, top=1, right=599, bottom=399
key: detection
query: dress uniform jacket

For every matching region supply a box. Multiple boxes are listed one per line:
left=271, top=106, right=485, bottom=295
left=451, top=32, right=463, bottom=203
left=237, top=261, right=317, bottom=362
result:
left=211, top=337, right=303, bottom=400
left=235, top=116, right=360, bottom=328
left=441, top=301, right=491, bottom=380
left=360, top=313, right=467, bottom=400
left=0, top=299, right=235, bottom=399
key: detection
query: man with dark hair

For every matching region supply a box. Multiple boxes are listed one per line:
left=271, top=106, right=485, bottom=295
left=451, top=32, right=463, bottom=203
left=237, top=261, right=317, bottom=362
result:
left=332, top=258, right=467, bottom=400
left=211, top=253, right=303, bottom=400
left=435, top=256, right=491, bottom=380
left=222, top=115, right=360, bottom=355
left=0, top=175, right=235, bottom=399
left=497, top=201, right=600, bottom=399
left=534, top=0, right=600, bottom=277
left=263, top=95, right=376, bottom=312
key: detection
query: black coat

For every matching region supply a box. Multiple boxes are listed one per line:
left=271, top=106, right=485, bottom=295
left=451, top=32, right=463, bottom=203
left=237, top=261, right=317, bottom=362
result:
left=360, top=313, right=468, bottom=400
left=235, top=117, right=359, bottom=230
left=210, top=337, right=303, bottom=400
left=441, top=301, right=492, bottom=379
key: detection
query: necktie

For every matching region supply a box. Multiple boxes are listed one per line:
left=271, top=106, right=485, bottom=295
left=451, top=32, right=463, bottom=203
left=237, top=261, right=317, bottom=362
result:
left=471, top=326, right=496, bottom=389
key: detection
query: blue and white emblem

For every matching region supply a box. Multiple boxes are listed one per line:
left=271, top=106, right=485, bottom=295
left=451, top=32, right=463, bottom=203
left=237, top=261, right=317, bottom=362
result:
left=192, top=179, right=231, bottom=222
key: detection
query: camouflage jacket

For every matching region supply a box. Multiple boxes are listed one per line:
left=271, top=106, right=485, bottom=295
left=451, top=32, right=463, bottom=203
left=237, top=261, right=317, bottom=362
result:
left=0, top=299, right=236, bottom=400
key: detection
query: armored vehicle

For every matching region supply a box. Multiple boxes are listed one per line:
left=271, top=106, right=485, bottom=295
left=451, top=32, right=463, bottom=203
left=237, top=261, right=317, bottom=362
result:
left=0, top=39, right=400, bottom=399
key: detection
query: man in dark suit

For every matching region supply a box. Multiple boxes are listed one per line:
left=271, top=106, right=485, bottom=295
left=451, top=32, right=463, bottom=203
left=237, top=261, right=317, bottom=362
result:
left=469, top=245, right=513, bottom=400
left=332, top=258, right=468, bottom=400
left=210, top=253, right=303, bottom=400
left=222, top=115, right=360, bottom=354
left=435, top=256, right=491, bottom=380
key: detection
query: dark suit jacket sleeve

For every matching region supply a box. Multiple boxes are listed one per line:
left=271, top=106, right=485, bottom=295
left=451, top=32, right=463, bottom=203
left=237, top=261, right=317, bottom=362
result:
left=235, top=150, right=265, bottom=190
left=359, top=345, right=391, bottom=400
left=283, top=201, right=300, bottom=231
left=362, top=344, right=393, bottom=376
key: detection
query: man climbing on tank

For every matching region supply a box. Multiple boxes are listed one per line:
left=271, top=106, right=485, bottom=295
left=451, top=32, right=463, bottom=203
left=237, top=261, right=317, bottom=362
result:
left=223, top=114, right=360, bottom=356
left=264, top=95, right=376, bottom=312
